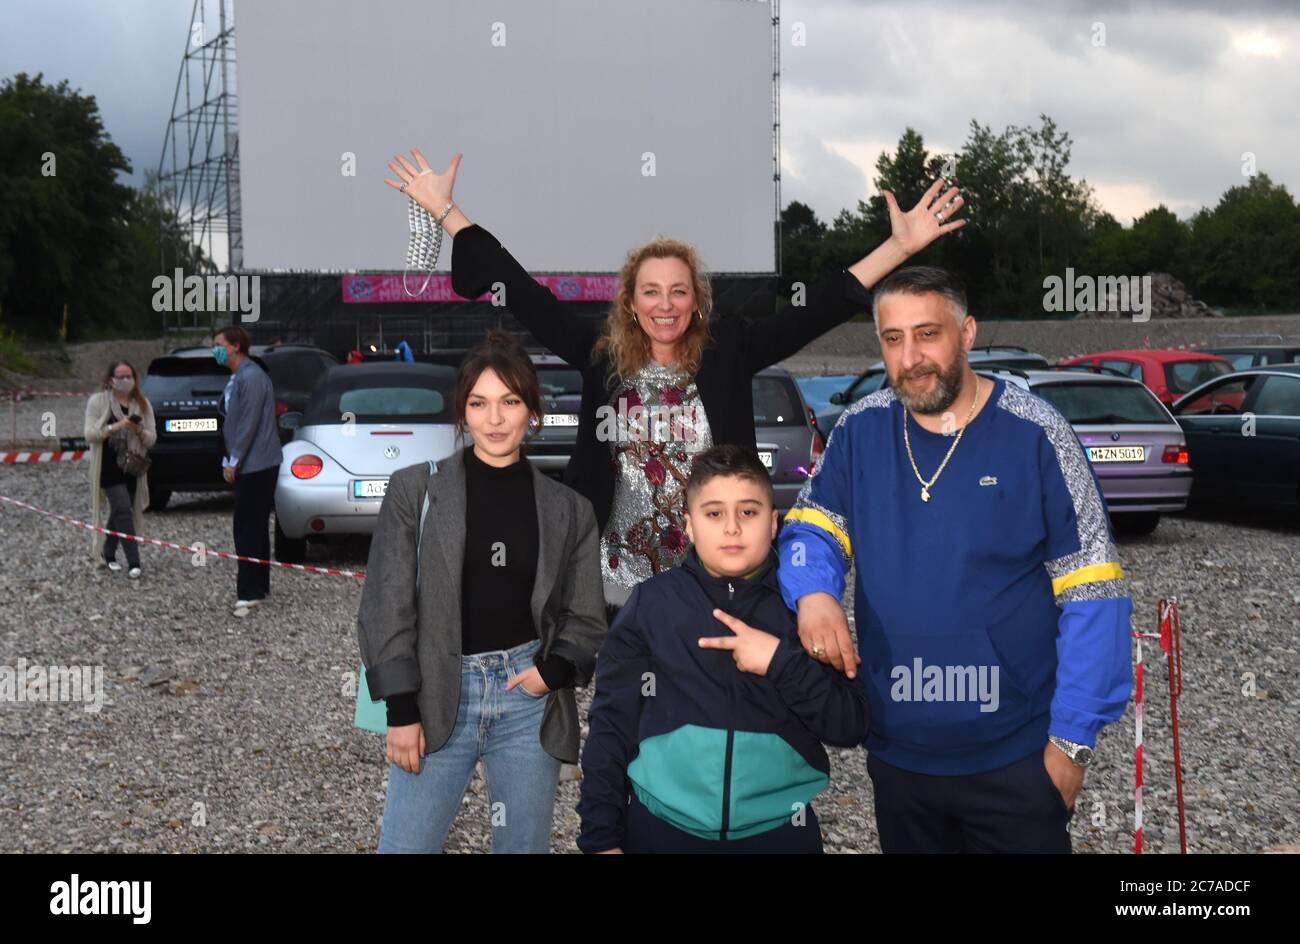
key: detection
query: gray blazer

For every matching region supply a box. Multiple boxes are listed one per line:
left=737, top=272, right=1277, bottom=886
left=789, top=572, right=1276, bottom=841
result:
left=220, top=358, right=283, bottom=474
left=356, top=449, right=607, bottom=764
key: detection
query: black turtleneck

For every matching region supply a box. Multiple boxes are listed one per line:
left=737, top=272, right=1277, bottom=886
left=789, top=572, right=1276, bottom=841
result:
left=385, top=446, right=574, bottom=727
left=460, top=444, right=539, bottom=653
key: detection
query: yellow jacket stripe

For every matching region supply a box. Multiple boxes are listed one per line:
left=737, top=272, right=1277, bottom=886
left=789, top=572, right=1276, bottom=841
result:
left=1051, top=561, right=1125, bottom=597
left=784, top=507, right=852, bottom=560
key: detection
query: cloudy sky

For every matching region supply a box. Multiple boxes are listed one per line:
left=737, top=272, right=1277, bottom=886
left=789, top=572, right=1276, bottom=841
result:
left=3, top=0, right=1296, bottom=230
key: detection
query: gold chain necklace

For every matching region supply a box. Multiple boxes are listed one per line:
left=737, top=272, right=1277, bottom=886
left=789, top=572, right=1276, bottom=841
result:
left=902, top=377, right=982, bottom=503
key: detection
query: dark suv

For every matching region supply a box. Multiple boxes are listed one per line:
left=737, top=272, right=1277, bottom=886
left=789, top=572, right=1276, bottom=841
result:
left=142, top=344, right=336, bottom=508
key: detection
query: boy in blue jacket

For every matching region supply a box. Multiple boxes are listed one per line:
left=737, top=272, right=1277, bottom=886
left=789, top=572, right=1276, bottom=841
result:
left=577, top=445, right=870, bottom=854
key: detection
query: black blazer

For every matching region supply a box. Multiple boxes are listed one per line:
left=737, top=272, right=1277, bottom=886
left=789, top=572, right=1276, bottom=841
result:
left=450, top=224, right=874, bottom=534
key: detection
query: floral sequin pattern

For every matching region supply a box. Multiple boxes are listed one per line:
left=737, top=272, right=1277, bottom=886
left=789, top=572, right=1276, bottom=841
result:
left=600, top=361, right=712, bottom=587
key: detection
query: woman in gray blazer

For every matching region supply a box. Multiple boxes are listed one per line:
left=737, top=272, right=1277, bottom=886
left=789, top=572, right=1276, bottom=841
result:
left=357, top=329, right=607, bottom=853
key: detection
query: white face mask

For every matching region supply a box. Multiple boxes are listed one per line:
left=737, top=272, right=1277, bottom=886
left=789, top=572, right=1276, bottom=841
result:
left=111, top=377, right=134, bottom=393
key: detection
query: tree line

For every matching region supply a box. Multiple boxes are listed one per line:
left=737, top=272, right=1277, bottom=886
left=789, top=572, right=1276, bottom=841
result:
left=2, top=72, right=1297, bottom=350
left=782, top=117, right=1300, bottom=318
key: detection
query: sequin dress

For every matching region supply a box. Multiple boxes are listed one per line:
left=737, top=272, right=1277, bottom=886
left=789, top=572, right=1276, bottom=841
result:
left=600, top=360, right=713, bottom=587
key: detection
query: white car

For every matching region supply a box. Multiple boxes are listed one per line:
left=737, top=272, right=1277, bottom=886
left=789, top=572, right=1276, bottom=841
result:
left=273, top=362, right=460, bottom=562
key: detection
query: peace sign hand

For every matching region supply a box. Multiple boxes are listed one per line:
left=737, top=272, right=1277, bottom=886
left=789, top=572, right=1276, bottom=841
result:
left=698, top=608, right=782, bottom=676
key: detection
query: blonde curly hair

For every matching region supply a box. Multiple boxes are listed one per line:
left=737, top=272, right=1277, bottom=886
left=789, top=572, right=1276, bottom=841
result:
left=592, top=237, right=714, bottom=385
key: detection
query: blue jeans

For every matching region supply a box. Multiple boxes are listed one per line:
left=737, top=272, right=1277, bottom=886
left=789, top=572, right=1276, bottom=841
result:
left=378, top=638, right=561, bottom=854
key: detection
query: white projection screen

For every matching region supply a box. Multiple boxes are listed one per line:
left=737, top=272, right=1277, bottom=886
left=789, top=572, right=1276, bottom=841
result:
left=234, top=0, right=777, bottom=273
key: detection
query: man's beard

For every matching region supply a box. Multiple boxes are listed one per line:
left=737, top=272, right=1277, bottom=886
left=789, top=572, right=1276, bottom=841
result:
left=892, top=351, right=967, bottom=415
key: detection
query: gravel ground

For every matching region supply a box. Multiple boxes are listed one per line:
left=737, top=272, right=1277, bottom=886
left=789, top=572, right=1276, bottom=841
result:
left=1, top=455, right=1295, bottom=853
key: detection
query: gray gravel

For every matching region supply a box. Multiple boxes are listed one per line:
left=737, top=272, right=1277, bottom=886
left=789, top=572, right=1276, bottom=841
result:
left=2, top=455, right=1295, bottom=853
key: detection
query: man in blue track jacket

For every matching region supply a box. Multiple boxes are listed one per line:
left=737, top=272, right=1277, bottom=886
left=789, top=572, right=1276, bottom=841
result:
left=778, top=266, right=1133, bottom=853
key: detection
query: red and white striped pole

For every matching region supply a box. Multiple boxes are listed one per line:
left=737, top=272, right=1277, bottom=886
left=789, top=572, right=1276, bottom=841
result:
left=1133, top=628, right=1156, bottom=853
left=1133, top=597, right=1187, bottom=854
left=1159, top=597, right=1188, bottom=854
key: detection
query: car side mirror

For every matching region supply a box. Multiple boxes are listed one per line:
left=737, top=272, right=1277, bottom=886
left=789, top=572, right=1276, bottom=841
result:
left=279, top=412, right=303, bottom=431
left=829, top=392, right=846, bottom=405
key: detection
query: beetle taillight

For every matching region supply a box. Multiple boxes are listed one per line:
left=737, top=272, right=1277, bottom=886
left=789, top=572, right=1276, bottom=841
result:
left=291, top=454, right=324, bottom=479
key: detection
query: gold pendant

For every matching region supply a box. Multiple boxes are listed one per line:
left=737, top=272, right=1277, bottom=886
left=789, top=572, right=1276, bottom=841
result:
left=921, top=486, right=931, bottom=502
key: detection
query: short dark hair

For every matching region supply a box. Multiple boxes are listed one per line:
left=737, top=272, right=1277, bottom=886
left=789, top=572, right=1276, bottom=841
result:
left=872, top=265, right=967, bottom=327
left=214, top=324, right=252, bottom=354
left=453, top=328, right=543, bottom=440
left=685, top=444, right=775, bottom=509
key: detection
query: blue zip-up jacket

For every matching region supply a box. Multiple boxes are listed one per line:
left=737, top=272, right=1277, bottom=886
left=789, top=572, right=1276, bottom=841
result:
left=577, top=546, right=870, bottom=853
left=778, top=377, right=1133, bottom=776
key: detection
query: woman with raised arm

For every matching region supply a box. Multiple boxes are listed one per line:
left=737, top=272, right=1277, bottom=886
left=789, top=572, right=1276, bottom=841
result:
left=386, top=150, right=966, bottom=614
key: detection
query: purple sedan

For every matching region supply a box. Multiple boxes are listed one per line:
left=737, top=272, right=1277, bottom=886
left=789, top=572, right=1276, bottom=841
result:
left=983, top=369, right=1192, bottom=536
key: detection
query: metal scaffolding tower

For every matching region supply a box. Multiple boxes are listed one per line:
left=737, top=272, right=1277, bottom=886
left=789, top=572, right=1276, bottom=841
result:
left=157, top=0, right=241, bottom=330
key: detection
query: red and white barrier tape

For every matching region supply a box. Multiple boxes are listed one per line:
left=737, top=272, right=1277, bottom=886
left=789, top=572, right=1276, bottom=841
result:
left=0, top=493, right=366, bottom=580
left=2, top=451, right=88, bottom=463
left=3, top=389, right=93, bottom=398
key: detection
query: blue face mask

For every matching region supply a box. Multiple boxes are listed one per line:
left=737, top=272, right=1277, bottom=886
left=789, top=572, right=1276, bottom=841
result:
left=212, top=344, right=229, bottom=366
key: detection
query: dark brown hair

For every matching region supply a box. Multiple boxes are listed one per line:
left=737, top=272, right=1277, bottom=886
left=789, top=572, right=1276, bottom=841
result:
left=453, top=328, right=543, bottom=440
left=685, top=444, right=774, bottom=508
left=100, top=360, right=150, bottom=414
left=214, top=324, right=252, bottom=354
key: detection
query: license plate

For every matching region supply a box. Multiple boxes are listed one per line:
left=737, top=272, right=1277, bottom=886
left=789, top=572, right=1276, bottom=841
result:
left=758, top=450, right=774, bottom=470
left=165, top=417, right=218, bottom=433
left=1087, top=445, right=1145, bottom=463
left=543, top=413, right=579, bottom=427
left=353, top=479, right=388, bottom=498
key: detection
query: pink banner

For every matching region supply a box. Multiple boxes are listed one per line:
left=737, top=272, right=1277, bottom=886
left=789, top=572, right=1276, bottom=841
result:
left=341, top=273, right=620, bottom=304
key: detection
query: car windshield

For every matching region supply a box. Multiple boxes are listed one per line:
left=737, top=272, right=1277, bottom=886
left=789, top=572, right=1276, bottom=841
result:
left=264, top=352, right=335, bottom=395
left=851, top=369, right=888, bottom=399
left=304, top=371, right=455, bottom=424
left=753, top=376, right=801, bottom=426
left=536, top=367, right=583, bottom=397
left=1033, top=382, right=1170, bottom=425
left=1165, top=359, right=1231, bottom=394
left=142, top=357, right=230, bottom=399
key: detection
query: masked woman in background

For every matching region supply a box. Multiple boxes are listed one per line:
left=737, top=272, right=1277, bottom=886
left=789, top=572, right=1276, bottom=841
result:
left=85, top=360, right=156, bottom=577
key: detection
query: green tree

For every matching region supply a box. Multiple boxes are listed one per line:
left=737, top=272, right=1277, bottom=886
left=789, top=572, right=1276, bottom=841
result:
left=0, top=72, right=133, bottom=339
left=0, top=72, right=208, bottom=341
left=1179, top=174, right=1300, bottom=309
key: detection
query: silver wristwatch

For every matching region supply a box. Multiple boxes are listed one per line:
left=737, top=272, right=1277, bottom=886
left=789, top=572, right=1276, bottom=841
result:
left=1049, top=735, right=1094, bottom=767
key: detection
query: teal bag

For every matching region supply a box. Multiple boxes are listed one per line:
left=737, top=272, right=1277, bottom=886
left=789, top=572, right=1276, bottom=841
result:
left=354, top=459, right=437, bottom=734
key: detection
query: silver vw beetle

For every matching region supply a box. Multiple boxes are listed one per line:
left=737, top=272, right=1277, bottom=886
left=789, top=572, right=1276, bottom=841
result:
left=273, top=362, right=460, bottom=562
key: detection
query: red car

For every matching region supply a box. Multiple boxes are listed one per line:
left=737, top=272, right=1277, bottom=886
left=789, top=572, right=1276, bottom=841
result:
left=1059, top=349, right=1234, bottom=406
